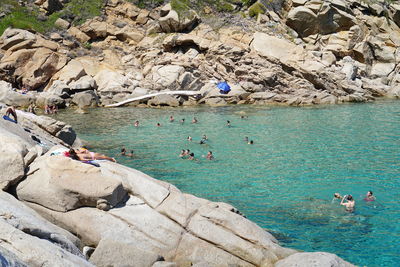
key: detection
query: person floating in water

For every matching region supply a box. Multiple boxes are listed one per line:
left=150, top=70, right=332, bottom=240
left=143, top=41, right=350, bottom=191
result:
left=156, top=122, right=161, bottom=127
left=187, top=136, right=192, bottom=141
left=169, top=116, right=174, bottom=122
left=192, top=117, right=198, bottom=124
left=364, top=191, right=376, bottom=201
left=202, top=134, right=208, bottom=140
left=244, top=136, right=249, bottom=143
left=120, top=147, right=126, bottom=156
left=188, top=152, right=195, bottom=160
left=248, top=140, right=254, bottom=145
left=206, top=151, right=214, bottom=160
left=134, top=120, right=139, bottom=127
left=180, top=118, right=185, bottom=124
left=226, top=120, right=231, bottom=127
left=340, top=194, right=355, bottom=212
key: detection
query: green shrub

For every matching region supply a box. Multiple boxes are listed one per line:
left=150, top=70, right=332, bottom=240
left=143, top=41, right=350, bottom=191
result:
left=248, top=2, right=266, bottom=17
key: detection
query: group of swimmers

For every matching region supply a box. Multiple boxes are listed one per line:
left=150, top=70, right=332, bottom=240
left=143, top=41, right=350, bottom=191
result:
left=179, top=149, right=213, bottom=160
left=138, top=116, right=200, bottom=128
left=333, top=191, right=376, bottom=212
left=120, top=147, right=134, bottom=157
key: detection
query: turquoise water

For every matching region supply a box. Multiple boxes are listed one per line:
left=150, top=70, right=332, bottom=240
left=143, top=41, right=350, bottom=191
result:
left=55, top=101, right=400, bottom=266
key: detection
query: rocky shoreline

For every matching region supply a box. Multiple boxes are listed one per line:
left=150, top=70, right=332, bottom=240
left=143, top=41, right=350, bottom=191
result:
left=1, top=0, right=400, bottom=111
left=0, top=105, right=356, bottom=266
left=1, top=0, right=399, bottom=265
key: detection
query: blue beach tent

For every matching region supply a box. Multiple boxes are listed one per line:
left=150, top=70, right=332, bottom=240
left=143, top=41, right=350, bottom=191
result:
left=217, top=82, right=231, bottom=94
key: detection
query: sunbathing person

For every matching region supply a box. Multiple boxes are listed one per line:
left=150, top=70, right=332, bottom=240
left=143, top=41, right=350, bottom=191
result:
left=68, top=148, right=116, bottom=162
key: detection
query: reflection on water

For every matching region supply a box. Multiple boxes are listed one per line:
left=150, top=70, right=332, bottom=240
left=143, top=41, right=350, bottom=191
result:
left=55, top=101, right=400, bottom=267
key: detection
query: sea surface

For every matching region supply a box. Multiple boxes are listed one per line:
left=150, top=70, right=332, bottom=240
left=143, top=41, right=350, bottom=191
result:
left=55, top=101, right=400, bottom=267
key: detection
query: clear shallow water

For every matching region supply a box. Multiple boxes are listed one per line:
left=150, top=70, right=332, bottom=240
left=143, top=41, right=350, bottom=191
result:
left=55, top=101, right=400, bottom=266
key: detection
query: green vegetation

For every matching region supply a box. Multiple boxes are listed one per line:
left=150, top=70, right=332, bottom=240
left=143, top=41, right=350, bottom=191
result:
left=0, top=0, right=288, bottom=36
left=248, top=2, right=266, bottom=17
left=0, top=3, right=60, bottom=35
left=0, top=0, right=105, bottom=35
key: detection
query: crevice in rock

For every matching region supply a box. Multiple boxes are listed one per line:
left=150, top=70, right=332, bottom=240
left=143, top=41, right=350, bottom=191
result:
left=185, top=228, right=257, bottom=266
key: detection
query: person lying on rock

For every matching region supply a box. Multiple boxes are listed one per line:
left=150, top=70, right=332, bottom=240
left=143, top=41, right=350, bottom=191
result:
left=5, top=106, right=18, bottom=123
left=65, top=148, right=116, bottom=162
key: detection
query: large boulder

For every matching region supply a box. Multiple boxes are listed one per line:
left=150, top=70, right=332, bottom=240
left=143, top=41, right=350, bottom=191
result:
left=0, top=120, right=32, bottom=190
left=22, top=115, right=77, bottom=145
left=94, top=70, right=134, bottom=95
left=16, top=155, right=127, bottom=212
left=0, top=29, right=66, bottom=89
left=48, top=59, right=87, bottom=87
left=0, top=28, right=36, bottom=50
left=0, top=220, right=93, bottom=267
left=0, top=81, right=35, bottom=107
left=89, top=238, right=163, bottom=267
left=35, top=92, right=65, bottom=108
left=286, top=2, right=356, bottom=37
left=274, top=252, right=355, bottom=267
left=71, top=90, right=99, bottom=108
left=158, top=4, right=199, bottom=33
left=150, top=65, right=185, bottom=89
left=286, top=7, right=318, bottom=37
left=148, top=94, right=180, bottom=107
left=69, top=75, right=97, bottom=91
left=251, top=32, right=325, bottom=73
left=0, top=191, right=82, bottom=255
left=79, top=19, right=119, bottom=40
left=0, top=246, right=28, bottom=267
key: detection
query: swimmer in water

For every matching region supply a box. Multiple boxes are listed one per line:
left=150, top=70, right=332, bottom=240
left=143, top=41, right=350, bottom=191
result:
left=364, top=191, right=376, bottom=201
left=188, top=152, right=195, bottom=160
left=248, top=140, right=254, bottom=145
left=127, top=150, right=134, bottom=157
left=340, top=194, right=355, bottom=212
left=244, top=136, right=249, bottom=142
left=179, top=149, right=186, bottom=158
left=180, top=118, right=185, bottom=124
left=192, top=117, right=198, bottom=124
left=169, top=115, right=174, bottom=122
left=226, top=120, right=231, bottom=127
left=206, top=151, right=214, bottom=160
left=120, top=147, right=127, bottom=156
left=187, top=136, right=192, bottom=141
left=202, top=134, right=208, bottom=140
left=134, top=120, right=139, bottom=127
left=156, top=123, right=161, bottom=127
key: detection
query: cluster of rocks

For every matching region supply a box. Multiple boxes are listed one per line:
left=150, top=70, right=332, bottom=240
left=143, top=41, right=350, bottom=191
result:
left=0, top=109, right=355, bottom=266
left=0, top=0, right=400, bottom=111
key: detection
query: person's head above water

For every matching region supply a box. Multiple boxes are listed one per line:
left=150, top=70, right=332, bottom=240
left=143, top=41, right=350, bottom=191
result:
left=367, top=191, right=373, bottom=196
left=347, top=195, right=353, bottom=201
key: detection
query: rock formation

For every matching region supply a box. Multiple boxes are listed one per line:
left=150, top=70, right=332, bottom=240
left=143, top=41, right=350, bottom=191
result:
left=0, top=0, right=399, bottom=109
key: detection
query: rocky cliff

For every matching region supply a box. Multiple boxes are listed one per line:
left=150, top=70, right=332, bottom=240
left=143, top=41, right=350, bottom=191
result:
left=0, top=108, right=355, bottom=266
left=0, top=0, right=399, bottom=110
